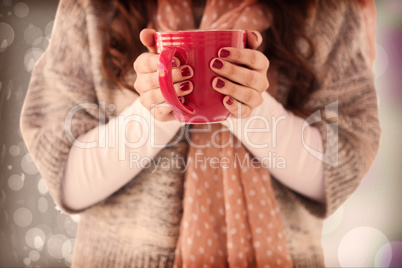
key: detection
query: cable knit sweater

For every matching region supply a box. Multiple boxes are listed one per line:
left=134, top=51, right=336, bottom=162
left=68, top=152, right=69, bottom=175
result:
left=20, top=0, right=380, bottom=267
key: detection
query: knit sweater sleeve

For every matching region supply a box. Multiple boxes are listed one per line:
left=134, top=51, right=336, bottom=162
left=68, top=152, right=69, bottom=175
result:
left=20, top=0, right=102, bottom=214
left=287, top=1, right=381, bottom=218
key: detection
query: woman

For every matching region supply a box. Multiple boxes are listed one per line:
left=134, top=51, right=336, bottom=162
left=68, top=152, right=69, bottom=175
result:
left=20, top=0, right=380, bottom=267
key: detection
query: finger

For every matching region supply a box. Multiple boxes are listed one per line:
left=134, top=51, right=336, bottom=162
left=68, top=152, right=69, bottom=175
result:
left=151, top=106, right=176, bottom=121
left=174, top=65, right=194, bottom=81
left=162, top=65, right=194, bottom=86
left=141, top=81, right=193, bottom=105
left=217, top=47, right=269, bottom=71
left=134, top=72, right=160, bottom=92
left=246, top=30, right=263, bottom=50
left=147, top=101, right=177, bottom=122
left=223, top=95, right=252, bottom=119
left=134, top=53, right=159, bottom=73
left=212, top=77, right=263, bottom=109
left=140, top=28, right=157, bottom=53
left=174, top=81, right=193, bottom=97
left=134, top=53, right=181, bottom=73
left=210, top=59, right=269, bottom=91
left=134, top=65, right=193, bottom=93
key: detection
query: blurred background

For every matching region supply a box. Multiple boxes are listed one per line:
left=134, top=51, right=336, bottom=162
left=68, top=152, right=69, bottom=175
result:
left=0, top=0, right=401, bottom=267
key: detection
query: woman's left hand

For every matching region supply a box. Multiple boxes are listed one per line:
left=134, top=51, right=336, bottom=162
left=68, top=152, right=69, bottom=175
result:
left=210, top=31, right=269, bottom=118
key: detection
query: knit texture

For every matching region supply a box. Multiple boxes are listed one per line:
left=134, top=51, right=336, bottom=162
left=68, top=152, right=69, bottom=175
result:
left=20, top=0, right=380, bottom=267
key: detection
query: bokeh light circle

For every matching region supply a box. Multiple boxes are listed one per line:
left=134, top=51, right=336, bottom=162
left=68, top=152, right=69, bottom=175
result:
left=37, top=178, right=48, bottom=195
left=14, top=2, right=30, bottom=18
left=24, top=48, right=43, bottom=72
left=33, top=36, right=50, bottom=50
left=64, top=239, right=75, bottom=265
left=24, top=24, right=43, bottom=45
left=338, top=226, right=389, bottom=267
left=375, top=241, right=402, bottom=267
left=8, top=174, right=24, bottom=191
left=47, top=234, right=68, bottom=259
left=21, top=153, right=39, bottom=175
left=45, top=20, right=54, bottom=38
left=29, top=250, right=40, bottom=262
left=23, top=257, right=31, bottom=266
left=0, top=22, right=15, bottom=52
left=64, top=215, right=78, bottom=237
left=13, top=207, right=33, bottom=227
left=38, top=197, right=48, bottom=213
left=374, top=242, right=392, bottom=267
left=25, top=228, right=46, bottom=250
left=62, top=239, right=72, bottom=258
left=36, top=224, right=53, bottom=241
left=9, top=145, right=21, bottom=156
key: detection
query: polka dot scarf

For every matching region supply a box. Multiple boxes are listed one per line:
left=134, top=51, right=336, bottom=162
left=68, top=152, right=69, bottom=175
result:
left=174, top=125, right=293, bottom=267
left=154, top=0, right=292, bottom=267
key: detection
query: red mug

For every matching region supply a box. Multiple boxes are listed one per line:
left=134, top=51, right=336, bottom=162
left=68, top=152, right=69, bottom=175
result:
left=155, top=30, right=247, bottom=123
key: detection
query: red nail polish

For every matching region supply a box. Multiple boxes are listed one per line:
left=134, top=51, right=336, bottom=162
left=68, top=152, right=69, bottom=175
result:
left=219, top=49, right=230, bottom=58
left=180, top=82, right=191, bottom=91
left=212, top=59, right=223, bottom=69
left=181, top=67, right=191, bottom=77
left=226, top=97, right=234, bottom=105
left=172, top=60, right=178, bottom=67
left=215, top=79, right=225, bottom=89
left=251, top=32, right=259, bottom=41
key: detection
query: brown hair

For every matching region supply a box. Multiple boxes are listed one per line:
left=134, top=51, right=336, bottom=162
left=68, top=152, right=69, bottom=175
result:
left=101, top=0, right=317, bottom=113
left=100, top=1, right=154, bottom=90
left=262, top=0, right=317, bottom=114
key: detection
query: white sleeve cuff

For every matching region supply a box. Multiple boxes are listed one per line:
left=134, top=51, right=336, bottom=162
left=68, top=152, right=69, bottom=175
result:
left=225, top=92, right=325, bottom=202
left=62, top=98, right=182, bottom=210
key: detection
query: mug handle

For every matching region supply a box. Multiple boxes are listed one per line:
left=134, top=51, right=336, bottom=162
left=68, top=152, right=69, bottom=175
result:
left=158, top=47, right=196, bottom=116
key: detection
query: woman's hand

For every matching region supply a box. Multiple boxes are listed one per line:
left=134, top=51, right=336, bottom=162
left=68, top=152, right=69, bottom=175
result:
left=210, top=31, right=269, bottom=118
left=133, top=28, right=194, bottom=121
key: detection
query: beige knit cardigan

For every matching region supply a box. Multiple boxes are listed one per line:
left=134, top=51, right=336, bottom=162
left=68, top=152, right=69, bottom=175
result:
left=20, top=0, right=381, bottom=267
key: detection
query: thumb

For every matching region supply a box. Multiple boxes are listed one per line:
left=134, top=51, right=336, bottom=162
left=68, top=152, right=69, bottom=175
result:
left=246, top=30, right=263, bottom=50
left=140, top=28, right=157, bottom=53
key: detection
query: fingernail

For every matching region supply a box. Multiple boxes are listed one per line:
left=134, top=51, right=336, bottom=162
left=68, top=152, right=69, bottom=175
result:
left=215, top=78, right=225, bottom=89
left=181, top=67, right=191, bottom=77
left=226, top=97, right=234, bottom=105
left=172, top=59, right=178, bottom=67
left=212, top=59, right=223, bottom=69
left=180, top=81, right=191, bottom=91
left=251, top=32, right=259, bottom=41
left=219, top=49, right=230, bottom=58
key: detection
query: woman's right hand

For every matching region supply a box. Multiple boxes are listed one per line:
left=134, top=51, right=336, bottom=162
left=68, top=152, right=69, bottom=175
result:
left=134, top=28, right=194, bottom=122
